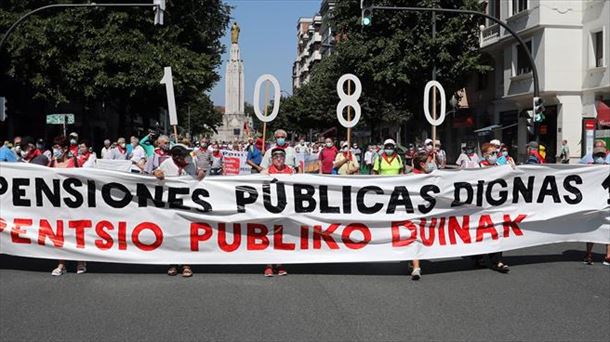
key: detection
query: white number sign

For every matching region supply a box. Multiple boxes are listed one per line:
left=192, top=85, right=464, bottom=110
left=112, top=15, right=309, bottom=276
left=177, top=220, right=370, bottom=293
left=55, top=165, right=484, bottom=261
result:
left=253, top=74, right=281, bottom=123
left=336, top=74, right=362, bottom=128
left=160, top=67, right=178, bottom=126
left=423, top=80, right=446, bottom=126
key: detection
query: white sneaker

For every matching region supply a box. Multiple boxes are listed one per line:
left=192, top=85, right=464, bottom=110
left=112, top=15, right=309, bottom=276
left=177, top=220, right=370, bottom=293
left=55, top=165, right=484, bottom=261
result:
left=76, top=262, right=87, bottom=274
left=411, top=267, right=421, bottom=281
left=51, top=266, right=66, bottom=276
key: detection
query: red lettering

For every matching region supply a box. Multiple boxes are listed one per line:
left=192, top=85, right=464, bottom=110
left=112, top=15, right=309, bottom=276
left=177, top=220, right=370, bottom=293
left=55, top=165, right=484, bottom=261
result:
left=503, top=214, right=526, bottom=237
left=438, top=217, right=446, bottom=245
left=391, top=220, right=417, bottom=247
left=247, top=223, right=269, bottom=250
left=420, top=218, right=436, bottom=247
left=341, top=223, right=371, bottom=250
left=218, top=223, right=241, bottom=252
left=476, top=215, right=498, bottom=242
left=95, top=220, right=114, bottom=250
left=132, top=222, right=163, bottom=251
left=313, top=224, right=340, bottom=249
left=300, top=225, right=309, bottom=250
left=118, top=221, right=127, bottom=250
left=190, top=222, right=213, bottom=251
left=448, top=216, right=471, bottom=244
left=11, top=218, right=32, bottom=244
left=273, top=225, right=295, bottom=250
left=0, top=217, right=6, bottom=232
left=38, top=219, right=64, bottom=247
left=68, top=220, right=92, bottom=249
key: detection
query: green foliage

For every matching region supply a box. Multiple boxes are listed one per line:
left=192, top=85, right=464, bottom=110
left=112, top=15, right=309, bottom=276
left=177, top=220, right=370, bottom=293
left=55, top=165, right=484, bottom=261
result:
left=281, top=0, right=490, bottom=137
left=0, top=0, right=230, bottom=133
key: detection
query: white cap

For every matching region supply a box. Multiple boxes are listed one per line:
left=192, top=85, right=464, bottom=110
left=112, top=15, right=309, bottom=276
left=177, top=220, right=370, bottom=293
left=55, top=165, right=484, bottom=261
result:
left=383, top=139, right=396, bottom=146
left=490, top=139, right=501, bottom=146
left=341, top=141, right=349, bottom=148
left=424, top=138, right=433, bottom=145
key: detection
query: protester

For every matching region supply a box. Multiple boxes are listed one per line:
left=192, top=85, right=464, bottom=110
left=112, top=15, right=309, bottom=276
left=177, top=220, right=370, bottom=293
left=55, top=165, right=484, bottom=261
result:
left=334, top=141, right=360, bottom=175
left=539, top=144, right=547, bottom=162
left=526, top=141, right=544, bottom=164
left=260, top=129, right=298, bottom=172
left=372, top=139, right=404, bottom=175
left=129, top=136, right=147, bottom=173
left=558, top=140, right=570, bottom=164
left=105, top=137, right=128, bottom=160
left=351, top=142, right=362, bottom=171
left=193, top=137, right=212, bottom=175
left=143, top=135, right=171, bottom=174
left=49, top=136, right=86, bottom=276
left=68, top=132, right=79, bottom=156
left=209, top=144, right=224, bottom=175
left=318, top=137, right=338, bottom=175
left=153, top=144, right=204, bottom=278
left=260, top=147, right=293, bottom=276
left=433, top=140, right=447, bottom=169
left=580, top=140, right=610, bottom=164
left=100, top=139, right=112, bottom=159
left=246, top=138, right=264, bottom=173
left=17, top=136, right=41, bottom=162
left=364, top=146, right=374, bottom=174
left=473, top=142, right=510, bottom=273
left=75, top=140, right=95, bottom=167
left=583, top=144, right=610, bottom=266
left=37, top=138, right=52, bottom=159
left=456, top=142, right=480, bottom=169
left=497, top=144, right=515, bottom=166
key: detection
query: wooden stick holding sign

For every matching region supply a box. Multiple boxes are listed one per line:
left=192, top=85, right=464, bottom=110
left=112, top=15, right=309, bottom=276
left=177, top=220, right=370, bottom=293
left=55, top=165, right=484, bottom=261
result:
left=423, top=80, right=446, bottom=148
left=160, top=66, right=179, bottom=140
left=336, top=74, right=362, bottom=149
left=253, top=74, right=281, bottom=154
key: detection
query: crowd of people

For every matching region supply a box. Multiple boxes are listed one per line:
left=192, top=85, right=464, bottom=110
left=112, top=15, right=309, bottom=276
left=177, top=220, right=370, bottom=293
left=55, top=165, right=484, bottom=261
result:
left=1, top=129, right=609, bottom=279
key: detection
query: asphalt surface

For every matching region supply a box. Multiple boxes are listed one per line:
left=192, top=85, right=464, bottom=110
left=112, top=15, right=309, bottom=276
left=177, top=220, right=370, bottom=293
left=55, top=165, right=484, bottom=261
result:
left=1, top=242, right=608, bottom=342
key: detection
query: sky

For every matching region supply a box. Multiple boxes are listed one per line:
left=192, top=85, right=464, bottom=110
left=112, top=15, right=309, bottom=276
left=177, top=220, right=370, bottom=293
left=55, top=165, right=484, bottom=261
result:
left=209, top=0, right=321, bottom=107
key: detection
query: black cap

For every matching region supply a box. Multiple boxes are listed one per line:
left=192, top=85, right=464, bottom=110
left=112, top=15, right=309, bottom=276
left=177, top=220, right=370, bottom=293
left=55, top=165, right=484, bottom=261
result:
left=271, top=147, right=286, bottom=157
left=170, top=143, right=192, bottom=156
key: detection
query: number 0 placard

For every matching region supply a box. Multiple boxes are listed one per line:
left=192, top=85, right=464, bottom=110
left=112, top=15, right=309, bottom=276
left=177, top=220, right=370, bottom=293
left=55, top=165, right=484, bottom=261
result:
left=253, top=74, right=281, bottom=123
left=423, top=80, right=446, bottom=126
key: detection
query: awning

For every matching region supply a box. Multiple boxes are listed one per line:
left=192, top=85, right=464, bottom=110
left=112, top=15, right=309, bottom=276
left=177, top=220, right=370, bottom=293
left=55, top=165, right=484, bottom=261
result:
left=597, top=100, right=610, bottom=127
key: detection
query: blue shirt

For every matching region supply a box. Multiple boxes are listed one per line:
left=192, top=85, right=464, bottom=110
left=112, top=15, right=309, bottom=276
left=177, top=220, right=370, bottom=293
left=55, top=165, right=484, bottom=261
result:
left=247, top=146, right=262, bottom=165
left=0, top=145, right=17, bottom=162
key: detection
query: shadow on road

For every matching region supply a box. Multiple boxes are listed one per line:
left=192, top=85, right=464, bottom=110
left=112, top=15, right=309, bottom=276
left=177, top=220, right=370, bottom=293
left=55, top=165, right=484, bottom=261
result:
left=0, top=249, right=599, bottom=276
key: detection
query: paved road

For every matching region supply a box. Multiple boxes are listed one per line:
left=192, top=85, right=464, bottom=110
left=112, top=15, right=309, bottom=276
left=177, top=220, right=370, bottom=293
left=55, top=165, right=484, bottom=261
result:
left=1, top=242, right=608, bottom=342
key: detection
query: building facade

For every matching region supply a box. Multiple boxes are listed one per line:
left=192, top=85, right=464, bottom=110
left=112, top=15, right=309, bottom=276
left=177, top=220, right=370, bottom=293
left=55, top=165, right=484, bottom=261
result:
left=455, top=0, right=609, bottom=162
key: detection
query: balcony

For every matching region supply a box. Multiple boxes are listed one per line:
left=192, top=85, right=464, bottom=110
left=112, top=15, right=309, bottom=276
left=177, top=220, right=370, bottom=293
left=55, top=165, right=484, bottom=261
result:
left=480, top=24, right=500, bottom=48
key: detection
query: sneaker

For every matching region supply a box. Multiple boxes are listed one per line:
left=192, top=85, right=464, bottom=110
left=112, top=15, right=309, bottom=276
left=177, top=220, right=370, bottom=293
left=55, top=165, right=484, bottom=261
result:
left=411, top=267, right=421, bottom=281
left=264, top=266, right=274, bottom=277
left=603, top=257, right=610, bottom=266
left=584, top=254, right=593, bottom=265
left=51, top=266, right=66, bottom=276
left=76, top=261, right=87, bottom=274
left=277, top=266, right=288, bottom=276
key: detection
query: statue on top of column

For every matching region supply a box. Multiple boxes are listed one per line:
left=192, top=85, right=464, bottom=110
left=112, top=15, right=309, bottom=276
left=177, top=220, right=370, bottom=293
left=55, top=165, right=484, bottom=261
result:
left=231, top=22, right=240, bottom=44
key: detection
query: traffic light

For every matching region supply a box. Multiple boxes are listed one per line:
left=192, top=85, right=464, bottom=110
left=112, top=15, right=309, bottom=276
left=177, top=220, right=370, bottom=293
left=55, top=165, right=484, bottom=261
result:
left=526, top=110, right=534, bottom=135
left=154, top=0, right=165, bottom=25
left=0, top=97, right=6, bottom=122
left=361, top=0, right=373, bottom=26
left=533, top=96, right=544, bottom=122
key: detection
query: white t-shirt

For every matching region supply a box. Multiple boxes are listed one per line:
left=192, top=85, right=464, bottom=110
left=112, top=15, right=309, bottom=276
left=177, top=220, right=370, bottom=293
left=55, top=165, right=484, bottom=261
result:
left=364, top=151, right=373, bottom=165
left=456, top=153, right=481, bottom=169
left=157, top=158, right=187, bottom=177
left=260, top=145, right=298, bottom=169
left=130, top=145, right=147, bottom=172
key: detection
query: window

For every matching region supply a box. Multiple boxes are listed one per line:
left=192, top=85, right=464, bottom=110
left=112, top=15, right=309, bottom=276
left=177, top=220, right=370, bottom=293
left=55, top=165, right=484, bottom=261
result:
left=593, top=31, right=604, bottom=67
left=488, top=0, right=500, bottom=19
left=516, top=41, right=532, bottom=75
left=233, top=128, right=240, bottom=136
left=512, top=0, right=527, bottom=15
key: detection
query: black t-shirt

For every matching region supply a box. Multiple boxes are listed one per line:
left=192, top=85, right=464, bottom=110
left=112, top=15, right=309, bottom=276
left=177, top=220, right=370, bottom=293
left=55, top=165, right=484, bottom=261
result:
left=29, top=155, right=49, bottom=166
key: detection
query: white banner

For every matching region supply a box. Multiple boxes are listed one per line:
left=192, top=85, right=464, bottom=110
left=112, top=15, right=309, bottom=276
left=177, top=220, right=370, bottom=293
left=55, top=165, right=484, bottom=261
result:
left=0, top=163, right=608, bottom=264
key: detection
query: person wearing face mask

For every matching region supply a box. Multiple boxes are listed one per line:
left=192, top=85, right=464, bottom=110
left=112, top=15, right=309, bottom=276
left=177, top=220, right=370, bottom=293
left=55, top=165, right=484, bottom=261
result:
left=318, top=137, right=338, bottom=175
left=472, top=143, right=510, bottom=273
left=351, top=143, right=362, bottom=171
left=74, top=140, right=95, bottom=167
left=49, top=135, right=87, bottom=276
left=0, top=139, right=18, bottom=162
left=246, top=138, right=264, bottom=173
left=333, top=141, right=360, bottom=175
left=295, top=139, right=307, bottom=154
left=496, top=144, right=514, bottom=166
left=456, top=142, right=480, bottom=169
left=100, top=139, right=112, bottom=159
left=105, top=137, right=128, bottom=160
left=153, top=144, right=204, bottom=278
left=143, top=135, right=171, bottom=174
left=583, top=146, right=610, bottom=266
left=128, top=136, right=147, bottom=173
left=260, top=129, right=298, bottom=172
left=193, top=137, right=212, bottom=174
left=433, top=140, right=446, bottom=169
left=68, top=132, right=79, bottom=157
left=209, top=144, right=224, bottom=175
left=580, top=140, right=610, bottom=164
left=16, top=136, right=41, bottom=163
left=364, top=146, right=374, bottom=174
left=373, top=139, right=403, bottom=175
left=11, top=136, right=22, bottom=158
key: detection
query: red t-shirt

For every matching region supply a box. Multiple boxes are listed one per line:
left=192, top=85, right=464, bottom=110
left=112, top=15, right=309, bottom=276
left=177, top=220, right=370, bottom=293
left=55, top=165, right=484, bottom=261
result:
left=268, top=164, right=294, bottom=175
left=319, top=146, right=337, bottom=174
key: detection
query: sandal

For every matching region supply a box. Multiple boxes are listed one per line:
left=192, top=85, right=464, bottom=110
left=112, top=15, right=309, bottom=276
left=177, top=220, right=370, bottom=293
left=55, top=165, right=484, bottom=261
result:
left=181, top=266, right=193, bottom=278
left=167, top=266, right=178, bottom=276
left=492, top=262, right=510, bottom=273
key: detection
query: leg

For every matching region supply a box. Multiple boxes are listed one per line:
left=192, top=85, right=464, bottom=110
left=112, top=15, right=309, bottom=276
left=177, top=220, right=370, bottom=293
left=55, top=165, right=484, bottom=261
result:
left=411, top=259, right=421, bottom=280
left=277, top=264, right=287, bottom=276
left=264, top=264, right=273, bottom=277
left=490, top=252, right=509, bottom=273
left=52, top=260, right=66, bottom=276
left=604, top=245, right=610, bottom=266
left=181, top=265, right=193, bottom=277
left=584, top=243, right=594, bottom=264
left=167, top=265, right=178, bottom=276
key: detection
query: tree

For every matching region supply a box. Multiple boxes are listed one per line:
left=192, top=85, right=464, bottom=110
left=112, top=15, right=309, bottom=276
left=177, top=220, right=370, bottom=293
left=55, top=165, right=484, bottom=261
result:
left=281, top=0, right=490, bottom=141
left=0, top=0, right=230, bottom=135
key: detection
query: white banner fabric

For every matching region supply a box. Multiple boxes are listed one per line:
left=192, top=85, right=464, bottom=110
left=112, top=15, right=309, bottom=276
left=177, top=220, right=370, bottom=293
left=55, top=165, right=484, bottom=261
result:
left=0, top=163, right=608, bottom=264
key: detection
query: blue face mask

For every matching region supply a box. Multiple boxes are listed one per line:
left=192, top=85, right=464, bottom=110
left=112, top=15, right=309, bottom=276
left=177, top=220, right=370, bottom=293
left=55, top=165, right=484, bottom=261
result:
left=384, top=149, right=394, bottom=155
left=53, top=148, right=63, bottom=158
left=487, top=156, right=497, bottom=164
left=276, top=138, right=285, bottom=146
left=502, top=151, right=508, bottom=157
left=426, top=162, right=437, bottom=173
